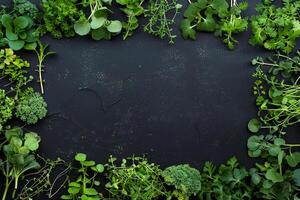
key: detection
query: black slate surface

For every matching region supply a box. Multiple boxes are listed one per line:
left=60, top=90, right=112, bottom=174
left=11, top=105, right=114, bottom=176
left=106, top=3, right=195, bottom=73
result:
left=1, top=0, right=300, bottom=171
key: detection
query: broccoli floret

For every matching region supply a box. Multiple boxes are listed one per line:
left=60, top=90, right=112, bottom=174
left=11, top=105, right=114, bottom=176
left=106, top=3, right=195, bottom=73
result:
left=16, top=88, right=47, bottom=124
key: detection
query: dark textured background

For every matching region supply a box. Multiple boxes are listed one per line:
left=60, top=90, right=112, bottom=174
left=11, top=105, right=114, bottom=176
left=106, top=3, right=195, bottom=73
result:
left=2, top=0, right=300, bottom=171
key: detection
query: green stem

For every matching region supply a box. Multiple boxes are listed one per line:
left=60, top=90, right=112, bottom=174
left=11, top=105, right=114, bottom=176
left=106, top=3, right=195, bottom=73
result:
left=12, top=175, right=19, bottom=198
left=2, top=177, right=11, bottom=200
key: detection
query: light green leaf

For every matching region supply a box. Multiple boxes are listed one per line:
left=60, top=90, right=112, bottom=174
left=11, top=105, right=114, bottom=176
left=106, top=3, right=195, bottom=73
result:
left=74, top=21, right=91, bottom=36
left=107, top=20, right=122, bottom=33
left=90, top=17, right=106, bottom=29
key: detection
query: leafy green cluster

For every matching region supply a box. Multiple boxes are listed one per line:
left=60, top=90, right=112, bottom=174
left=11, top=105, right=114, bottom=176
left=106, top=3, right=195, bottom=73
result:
left=0, top=48, right=31, bottom=85
left=162, top=164, right=201, bottom=200
left=248, top=51, right=300, bottom=134
left=61, top=153, right=105, bottom=200
left=0, top=127, right=41, bottom=200
left=117, top=0, right=145, bottom=40
left=16, top=88, right=47, bottom=125
left=105, top=156, right=168, bottom=200
left=249, top=0, right=300, bottom=54
left=247, top=135, right=300, bottom=199
left=41, top=0, right=86, bottom=39
left=144, top=0, right=182, bottom=44
left=199, top=157, right=251, bottom=200
left=0, top=13, right=39, bottom=51
left=0, top=90, right=15, bottom=131
left=74, top=0, right=122, bottom=40
left=12, top=0, right=39, bottom=20
left=180, top=0, right=248, bottom=49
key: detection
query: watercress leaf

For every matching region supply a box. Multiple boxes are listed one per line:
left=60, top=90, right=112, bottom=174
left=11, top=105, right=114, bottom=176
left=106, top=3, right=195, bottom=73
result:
left=268, top=145, right=281, bottom=156
left=84, top=188, right=98, bottom=195
left=75, top=153, right=87, bottom=162
left=74, top=21, right=91, bottom=36
left=293, top=169, right=300, bottom=186
left=265, top=169, right=283, bottom=183
left=251, top=173, right=261, bottom=185
left=248, top=119, right=261, bottom=133
left=107, top=20, right=122, bottom=33
left=69, top=182, right=81, bottom=188
left=286, top=152, right=300, bottom=167
left=68, top=187, right=80, bottom=194
left=8, top=40, right=25, bottom=51
left=274, top=138, right=285, bottom=146
left=95, top=164, right=104, bottom=173
left=91, top=17, right=106, bottom=29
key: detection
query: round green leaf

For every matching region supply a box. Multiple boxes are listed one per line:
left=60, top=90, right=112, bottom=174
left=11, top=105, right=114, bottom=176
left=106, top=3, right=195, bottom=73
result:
left=94, top=7, right=109, bottom=18
left=68, top=187, right=80, bottom=194
left=6, top=30, right=18, bottom=41
left=74, top=21, right=91, bottom=36
left=107, top=20, right=122, bottom=33
left=95, top=164, right=104, bottom=173
left=293, top=169, right=300, bottom=186
left=248, top=119, right=261, bottom=133
left=265, top=169, right=283, bottom=183
left=251, top=173, right=261, bottom=185
left=14, top=16, right=29, bottom=29
left=1, top=14, right=12, bottom=28
left=75, top=153, right=87, bottom=162
left=91, top=28, right=110, bottom=40
left=90, top=17, right=106, bottom=29
left=8, top=40, right=25, bottom=51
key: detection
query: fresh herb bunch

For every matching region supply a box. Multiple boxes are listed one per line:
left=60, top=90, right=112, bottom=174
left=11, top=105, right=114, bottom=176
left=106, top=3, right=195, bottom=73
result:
left=15, top=88, right=47, bottom=125
left=74, top=0, right=122, bottom=40
left=12, top=0, right=39, bottom=20
left=249, top=51, right=300, bottom=134
left=61, top=153, right=105, bottom=200
left=249, top=0, right=300, bottom=54
left=162, top=164, right=201, bottom=200
left=0, top=48, right=33, bottom=91
left=199, top=157, right=252, bottom=200
left=0, top=90, right=15, bottom=131
left=105, top=156, right=168, bottom=200
left=0, top=13, right=39, bottom=51
left=17, top=156, right=71, bottom=200
left=0, top=127, right=41, bottom=200
left=41, top=0, right=86, bottom=39
left=116, top=0, right=145, bottom=40
left=144, top=0, right=182, bottom=44
left=180, top=0, right=248, bottom=49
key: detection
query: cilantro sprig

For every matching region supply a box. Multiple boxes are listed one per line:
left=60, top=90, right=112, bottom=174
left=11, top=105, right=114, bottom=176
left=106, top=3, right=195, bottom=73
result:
left=180, top=0, right=248, bottom=49
left=249, top=0, right=300, bottom=54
